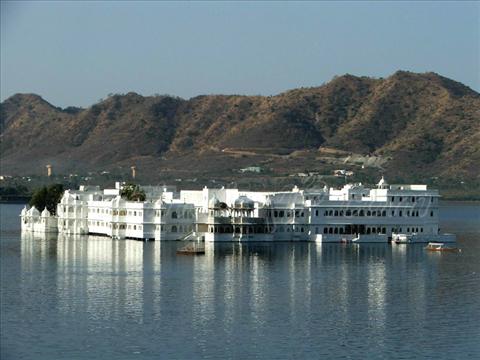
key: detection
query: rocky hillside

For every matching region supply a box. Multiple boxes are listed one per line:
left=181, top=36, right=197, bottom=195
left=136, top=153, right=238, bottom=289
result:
left=1, top=71, right=479, bottom=184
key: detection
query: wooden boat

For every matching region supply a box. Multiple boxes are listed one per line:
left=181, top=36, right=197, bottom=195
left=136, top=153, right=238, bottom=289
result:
left=177, top=242, right=205, bottom=255
left=425, top=242, right=460, bottom=252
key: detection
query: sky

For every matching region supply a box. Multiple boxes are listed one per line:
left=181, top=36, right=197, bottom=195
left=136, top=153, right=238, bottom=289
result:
left=1, top=1, right=479, bottom=108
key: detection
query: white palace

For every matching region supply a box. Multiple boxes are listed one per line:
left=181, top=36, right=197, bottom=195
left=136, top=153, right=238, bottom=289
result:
left=20, top=178, right=455, bottom=243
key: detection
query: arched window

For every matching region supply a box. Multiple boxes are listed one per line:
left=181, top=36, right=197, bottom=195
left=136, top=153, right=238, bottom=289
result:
left=382, top=211, right=386, bottom=217
left=323, top=228, right=328, bottom=234
left=172, top=211, right=177, bottom=219
left=334, top=210, right=339, bottom=216
left=359, top=210, right=364, bottom=216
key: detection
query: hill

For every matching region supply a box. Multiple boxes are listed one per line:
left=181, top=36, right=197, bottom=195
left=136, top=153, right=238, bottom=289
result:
left=1, top=71, right=479, bottom=191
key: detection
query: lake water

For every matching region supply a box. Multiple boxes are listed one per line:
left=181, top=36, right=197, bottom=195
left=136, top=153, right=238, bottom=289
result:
left=1, top=202, right=479, bottom=359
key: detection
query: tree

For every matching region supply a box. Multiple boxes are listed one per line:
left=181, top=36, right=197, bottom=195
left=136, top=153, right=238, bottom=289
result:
left=120, top=183, right=146, bottom=202
left=29, top=184, right=64, bottom=215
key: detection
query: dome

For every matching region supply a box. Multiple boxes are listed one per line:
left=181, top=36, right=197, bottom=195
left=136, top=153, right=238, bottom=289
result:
left=21, top=206, right=28, bottom=216
left=27, top=206, right=40, bottom=217
left=41, top=208, right=51, bottom=217
left=234, top=196, right=254, bottom=208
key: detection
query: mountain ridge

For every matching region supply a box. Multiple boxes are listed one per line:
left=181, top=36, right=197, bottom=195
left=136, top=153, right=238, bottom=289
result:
left=1, top=71, right=479, bottom=185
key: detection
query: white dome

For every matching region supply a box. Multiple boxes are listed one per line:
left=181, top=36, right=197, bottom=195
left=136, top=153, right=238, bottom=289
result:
left=27, top=206, right=40, bottom=216
left=21, top=206, right=28, bottom=216
left=41, top=208, right=51, bottom=217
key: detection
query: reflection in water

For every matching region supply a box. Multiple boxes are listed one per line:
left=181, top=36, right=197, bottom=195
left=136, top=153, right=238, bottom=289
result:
left=18, top=233, right=461, bottom=357
left=5, top=203, right=479, bottom=359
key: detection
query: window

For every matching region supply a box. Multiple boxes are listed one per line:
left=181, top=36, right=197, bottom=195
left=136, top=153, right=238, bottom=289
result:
left=172, top=211, right=177, bottom=219
left=315, top=210, right=318, bottom=216
left=382, top=211, right=386, bottom=217
left=430, top=211, right=434, bottom=217
left=172, top=225, right=177, bottom=232
left=399, top=211, right=403, bottom=217
left=399, top=197, right=403, bottom=202
left=274, top=210, right=278, bottom=218
left=334, top=210, right=339, bottom=216
left=412, top=197, right=415, bottom=203
left=391, top=196, right=395, bottom=202
left=279, top=210, right=284, bottom=217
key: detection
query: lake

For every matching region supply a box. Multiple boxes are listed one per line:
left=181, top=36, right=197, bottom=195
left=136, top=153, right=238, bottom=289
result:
left=1, top=202, right=479, bottom=359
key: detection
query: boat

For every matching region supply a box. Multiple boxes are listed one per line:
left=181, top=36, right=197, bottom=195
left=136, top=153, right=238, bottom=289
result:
left=176, top=242, right=205, bottom=255
left=392, top=233, right=412, bottom=244
left=425, top=242, right=460, bottom=252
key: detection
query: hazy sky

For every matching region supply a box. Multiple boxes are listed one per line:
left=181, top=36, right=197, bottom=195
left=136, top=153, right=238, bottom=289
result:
left=1, top=1, right=479, bottom=107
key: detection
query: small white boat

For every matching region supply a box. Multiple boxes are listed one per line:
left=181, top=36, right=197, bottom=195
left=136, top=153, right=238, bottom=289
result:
left=392, top=233, right=412, bottom=244
left=425, top=242, right=460, bottom=252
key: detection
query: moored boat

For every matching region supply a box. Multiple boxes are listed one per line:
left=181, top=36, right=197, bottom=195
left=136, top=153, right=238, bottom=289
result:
left=425, top=242, right=460, bottom=252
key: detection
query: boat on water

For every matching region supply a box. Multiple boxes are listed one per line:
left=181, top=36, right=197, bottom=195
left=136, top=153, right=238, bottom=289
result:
left=177, top=242, right=205, bottom=255
left=425, top=242, right=460, bottom=252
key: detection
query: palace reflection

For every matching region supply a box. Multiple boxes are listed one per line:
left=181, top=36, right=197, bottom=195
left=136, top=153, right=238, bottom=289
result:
left=20, top=233, right=439, bottom=348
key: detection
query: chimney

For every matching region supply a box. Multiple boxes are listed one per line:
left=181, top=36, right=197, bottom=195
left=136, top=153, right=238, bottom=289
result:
left=131, top=166, right=136, bottom=179
left=46, top=165, right=52, bottom=177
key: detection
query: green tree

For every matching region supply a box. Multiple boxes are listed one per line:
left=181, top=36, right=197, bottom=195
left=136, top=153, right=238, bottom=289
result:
left=120, top=183, right=146, bottom=201
left=29, top=184, right=64, bottom=215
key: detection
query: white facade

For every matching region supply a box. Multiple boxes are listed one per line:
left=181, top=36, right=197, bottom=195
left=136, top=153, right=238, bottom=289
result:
left=21, top=207, right=58, bottom=233
left=21, top=178, right=454, bottom=243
